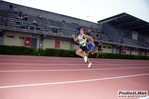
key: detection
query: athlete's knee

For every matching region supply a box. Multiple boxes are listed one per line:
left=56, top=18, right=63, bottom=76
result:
left=75, top=51, right=79, bottom=55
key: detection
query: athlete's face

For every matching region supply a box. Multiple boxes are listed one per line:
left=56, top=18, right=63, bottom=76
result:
left=80, top=28, right=85, bottom=35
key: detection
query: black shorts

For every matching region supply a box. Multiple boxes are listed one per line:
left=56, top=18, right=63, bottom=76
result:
left=98, top=49, right=101, bottom=51
left=80, top=46, right=88, bottom=52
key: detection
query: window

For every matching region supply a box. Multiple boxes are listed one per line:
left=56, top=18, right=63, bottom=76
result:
left=19, top=37, right=24, bottom=40
left=57, top=29, right=62, bottom=34
left=135, top=50, right=137, bottom=52
left=127, top=49, right=130, bottom=51
left=103, top=46, right=106, bottom=48
left=0, top=32, right=2, bottom=37
left=6, top=35, right=14, bottom=38
left=108, top=46, right=111, bottom=49
left=51, top=28, right=57, bottom=33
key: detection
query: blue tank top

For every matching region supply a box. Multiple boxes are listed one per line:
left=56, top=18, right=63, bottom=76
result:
left=88, top=41, right=92, bottom=48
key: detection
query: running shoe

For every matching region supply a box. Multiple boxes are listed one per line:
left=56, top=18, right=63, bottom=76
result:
left=84, top=56, right=87, bottom=63
left=88, top=63, right=92, bottom=68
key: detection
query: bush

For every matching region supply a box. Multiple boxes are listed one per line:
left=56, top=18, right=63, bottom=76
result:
left=0, top=45, right=37, bottom=55
left=44, top=48, right=78, bottom=57
left=88, top=52, right=149, bottom=60
left=38, top=48, right=45, bottom=56
left=0, top=45, right=149, bottom=60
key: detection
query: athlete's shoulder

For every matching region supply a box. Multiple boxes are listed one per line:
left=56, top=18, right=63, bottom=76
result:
left=77, top=35, right=81, bottom=38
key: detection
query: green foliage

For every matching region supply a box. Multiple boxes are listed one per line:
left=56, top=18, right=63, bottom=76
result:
left=0, top=45, right=149, bottom=60
left=0, top=45, right=37, bottom=55
left=38, top=48, right=45, bottom=56
left=44, top=48, right=78, bottom=57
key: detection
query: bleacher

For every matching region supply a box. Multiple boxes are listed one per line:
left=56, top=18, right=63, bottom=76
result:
left=0, top=9, right=80, bottom=37
left=0, top=6, right=113, bottom=42
left=123, top=37, right=149, bottom=48
left=48, top=19, right=64, bottom=28
left=64, top=22, right=79, bottom=29
left=137, top=39, right=149, bottom=48
left=0, top=9, right=49, bottom=32
left=123, top=37, right=139, bottom=46
left=1, top=6, right=148, bottom=50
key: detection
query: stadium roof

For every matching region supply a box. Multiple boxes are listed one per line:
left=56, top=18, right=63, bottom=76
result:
left=98, top=13, right=149, bottom=36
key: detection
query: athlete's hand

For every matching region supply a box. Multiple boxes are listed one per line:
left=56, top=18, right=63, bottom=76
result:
left=72, top=34, right=75, bottom=38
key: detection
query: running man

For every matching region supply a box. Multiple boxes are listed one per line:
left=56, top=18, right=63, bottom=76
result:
left=86, top=39, right=95, bottom=56
left=96, top=40, right=103, bottom=58
left=72, top=28, right=95, bottom=68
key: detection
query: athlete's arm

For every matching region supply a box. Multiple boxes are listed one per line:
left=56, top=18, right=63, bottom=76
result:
left=86, top=42, right=88, bottom=48
left=84, top=35, right=95, bottom=47
left=101, top=43, right=103, bottom=51
left=76, top=41, right=79, bottom=44
left=72, top=34, right=78, bottom=42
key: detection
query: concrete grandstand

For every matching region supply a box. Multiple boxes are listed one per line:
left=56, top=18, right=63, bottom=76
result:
left=0, top=1, right=149, bottom=56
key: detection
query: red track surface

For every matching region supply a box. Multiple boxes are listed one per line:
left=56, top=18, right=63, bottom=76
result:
left=0, top=55, right=149, bottom=99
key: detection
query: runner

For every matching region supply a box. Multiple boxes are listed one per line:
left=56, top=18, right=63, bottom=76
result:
left=96, top=40, right=103, bottom=58
left=72, top=28, right=95, bottom=67
left=86, top=39, right=95, bottom=56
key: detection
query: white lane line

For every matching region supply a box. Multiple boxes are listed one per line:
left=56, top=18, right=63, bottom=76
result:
left=0, top=59, right=74, bottom=61
left=0, top=63, right=148, bottom=66
left=0, top=67, right=149, bottom=72
left=0, top=58, right=82, bottom=61
left=0, top=58, right=149, bottom=62
left=0, top=73, right=149, bottom=89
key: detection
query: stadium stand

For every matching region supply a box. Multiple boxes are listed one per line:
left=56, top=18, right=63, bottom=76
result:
left=98, top=13, right=149, bottom=49
left=64, top=22, right=79, bottom=29
left=0, top=1, right=149, bottom=56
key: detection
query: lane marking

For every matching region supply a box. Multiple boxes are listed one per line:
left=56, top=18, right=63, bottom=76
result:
left=0, top=67, right=149, bottom=73
left=0, top=73, right=149, bottom=89
left=0, top=58, right=149, bottom=62
left=0, top=57, right=148, bottom=60
left=0, top=58, right=85, bottom=61
left=0, top=63, right=148, bottom=66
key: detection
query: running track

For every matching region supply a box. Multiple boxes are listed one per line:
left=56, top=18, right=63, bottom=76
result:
left=0, top=55, right=149, bottom=99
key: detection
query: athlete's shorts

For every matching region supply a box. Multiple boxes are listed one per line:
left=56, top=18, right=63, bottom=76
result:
left=80, top=46, right=88, bottom=52
left=98, top=49, right=102, bottom=51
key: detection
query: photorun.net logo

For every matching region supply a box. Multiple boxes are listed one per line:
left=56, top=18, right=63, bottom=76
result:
left=118, top=90, right=148, bottom=98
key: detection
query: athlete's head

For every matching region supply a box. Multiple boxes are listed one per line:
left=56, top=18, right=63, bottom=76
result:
left=80, top=28, right=85, bottom=35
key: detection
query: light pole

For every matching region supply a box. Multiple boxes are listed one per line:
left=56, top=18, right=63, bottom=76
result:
left=87, top=15, right=93, bottom=22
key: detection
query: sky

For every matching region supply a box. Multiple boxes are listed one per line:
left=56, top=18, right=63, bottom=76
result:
left=3, top=0, right=149, bottom=23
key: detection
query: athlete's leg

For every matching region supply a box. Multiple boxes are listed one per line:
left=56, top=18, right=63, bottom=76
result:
left=96, top=50, right=101, bottom=58
left=90, top=50, right=96, bottom=55
left=87, top=58, right=92, bottom=68
left=84, top=51, right=92, bottom=67
left=82, top=50, right=92, bottom=67
left=76, top=48, right=87, bottom=63
left=76, top=48, right=85, bottom=58
left=87, top=50, right=91, bottom=56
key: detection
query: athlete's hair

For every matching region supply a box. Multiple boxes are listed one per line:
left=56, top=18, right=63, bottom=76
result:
left=80, top=27, right=86, bottom=33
